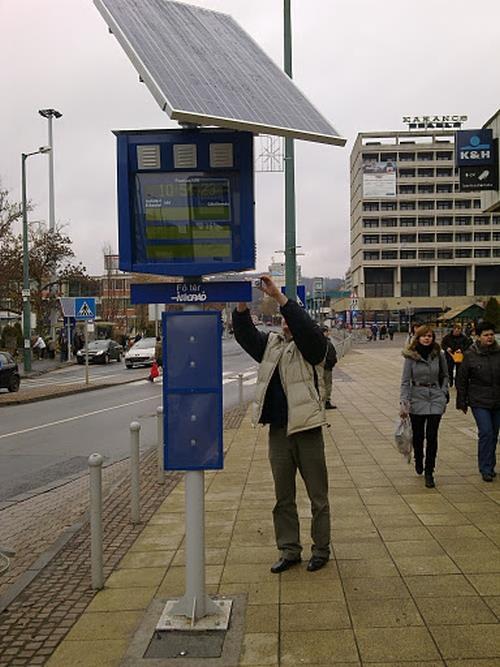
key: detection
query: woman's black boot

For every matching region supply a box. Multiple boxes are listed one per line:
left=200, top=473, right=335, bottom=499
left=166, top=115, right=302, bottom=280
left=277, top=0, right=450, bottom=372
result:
left=425, top=473, right=435, bottom=488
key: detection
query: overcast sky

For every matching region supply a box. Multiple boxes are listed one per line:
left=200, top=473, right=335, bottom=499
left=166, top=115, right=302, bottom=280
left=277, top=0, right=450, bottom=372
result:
left=1, top=0, right=499, bottom=279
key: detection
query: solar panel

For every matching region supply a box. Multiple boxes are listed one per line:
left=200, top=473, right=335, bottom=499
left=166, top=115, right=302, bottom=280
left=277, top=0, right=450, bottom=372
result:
left=93, top=0, right=345, bottom=146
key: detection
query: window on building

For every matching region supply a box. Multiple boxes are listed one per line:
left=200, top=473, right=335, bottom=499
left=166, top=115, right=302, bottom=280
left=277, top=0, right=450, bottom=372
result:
left=418, top=217, right=435, bottom=227
left=418, top=184, right=434, bottom=194
left=455, top=217, right=471, bottom=226
left=418, top=233, right=435, bottom=242
left=363, top=218, right=379, bottom=228
left=381, top=218, right=397, bottom=227
left=474, top=232, right=491, bottom=242
left=418, top=168, right=434, bottom=177
left=381, top=234, right=397, bottom=244
left=363, top=235, right=379, bottom=244
left=438, top=266, right=466, bottom=296
left=436, top=183, right=453, bottom=193
left=400, top=201, right=416, bottom=210
left=381, top=250, right=398, bottom=260
left=364, top=267, right=394, bottom=297
left=399, top=184, right=416, bottom=194
left=455, top=233, right=472, bottom=242
left=455, top=248, right=472, bottom=258
left=362, top=153, right=379, bottom=162
left=400, top=234, right=416, bottom=243
left=400, top=250, right=417, bottom=259
left=398, top=152, right=415, bottom=162
left=436, top=151, right=453, bottom=160
left=436, top=217, right=453, bottom=226
left=381, top=201, right=397, bottom=211
left=493, top=232, right=500, bottom=241
left=475, top=266, right=500, bottom=295
left=474, top=249, right=491, bottom=258
left=473, top=200, right=481, bottom=209
left=437, top=168, right=453, bottom=177
left=399, top=168, right=416, bottom=178
left=381, top=152, right=396, bottom=161
left=418, top=250, right=436, bottom=260
left=437, top=200, right=453, bottom=210
left=363, top=202, right=380, bottom=211
left=493, top=248, right=500, bottom=257
left=474, top=216, right=490, bottom=225
left=401, top=267, right=430, bottom=296
left=400, top=217, right=416, bottom=227
left=437, top=249, right=453, bottom=259
left=418, top=200, right=435, bottom=209
left=437, top=233, right=453, bottom=242
left=493, top=216, right=500, bottom=225
left=363, top=251, right=380, bottom=260
left=455, top=200, right=472, bottom=209
left=417, top=152, right=434, bottom=161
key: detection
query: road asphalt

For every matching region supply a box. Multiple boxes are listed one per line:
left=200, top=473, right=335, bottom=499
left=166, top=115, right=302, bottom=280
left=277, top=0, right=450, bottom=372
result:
left=0, top=337, right=499, bottom=666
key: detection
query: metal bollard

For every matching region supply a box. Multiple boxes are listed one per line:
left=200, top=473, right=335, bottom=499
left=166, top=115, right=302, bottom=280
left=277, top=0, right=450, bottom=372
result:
left=157, top=406, right=164, bottom=484
left=130, top=421, right=141, bottom=524
left=238, top=372, right=244, bottom=410
left=88, top=453, right=104, bottom=590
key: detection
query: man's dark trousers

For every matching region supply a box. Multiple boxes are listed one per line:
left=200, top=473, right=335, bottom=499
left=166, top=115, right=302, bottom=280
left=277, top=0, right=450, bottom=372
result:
left=268, top=425, right=330, bottom=560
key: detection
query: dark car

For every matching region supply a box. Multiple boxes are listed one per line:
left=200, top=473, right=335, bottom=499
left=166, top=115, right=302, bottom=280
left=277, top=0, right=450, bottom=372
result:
left=0, top=351, right=21, bottom=392
left=76, top=339, right=123, bottom=365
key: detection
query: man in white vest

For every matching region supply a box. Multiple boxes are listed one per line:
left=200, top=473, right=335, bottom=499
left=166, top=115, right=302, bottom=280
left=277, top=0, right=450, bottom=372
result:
left=233, top=275, right=331, bottom=573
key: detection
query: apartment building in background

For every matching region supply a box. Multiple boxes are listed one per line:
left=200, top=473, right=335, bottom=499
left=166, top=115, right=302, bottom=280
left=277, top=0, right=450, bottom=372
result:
left=343, top=119, right=500, bottom=322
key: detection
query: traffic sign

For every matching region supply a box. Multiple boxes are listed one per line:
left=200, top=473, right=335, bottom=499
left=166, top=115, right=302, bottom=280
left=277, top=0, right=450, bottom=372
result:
left=281, top=285, right=306, bottom=307
left=75, top=297, right=96, bottom=320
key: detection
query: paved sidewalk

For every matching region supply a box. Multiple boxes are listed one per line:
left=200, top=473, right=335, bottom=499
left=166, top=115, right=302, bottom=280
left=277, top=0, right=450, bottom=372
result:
left=2, top=344, right=500, bottom=666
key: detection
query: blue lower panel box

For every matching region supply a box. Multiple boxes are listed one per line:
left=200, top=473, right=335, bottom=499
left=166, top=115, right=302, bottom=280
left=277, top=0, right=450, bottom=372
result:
left=165, top=393, right=223, bottom=470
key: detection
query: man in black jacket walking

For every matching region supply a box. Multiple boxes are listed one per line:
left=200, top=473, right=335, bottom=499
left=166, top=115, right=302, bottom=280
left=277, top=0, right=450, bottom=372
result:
left=232, top=276, right=330, bottom=573
left=456, top=321, right=500, bottom=482
left=441, top=322, right=471, bottom=386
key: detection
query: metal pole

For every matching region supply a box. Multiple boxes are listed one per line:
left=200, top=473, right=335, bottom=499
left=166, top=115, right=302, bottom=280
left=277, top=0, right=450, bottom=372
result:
left=84, top=320, right=89, bottom=385
left=47, top=115, right=55, bottom=232
left=67, top=317, right=72, bottom=362
left=157, top=406, right=164, bottom=485
left=21, top=154, right=32, bottom=373
left=284, top=0, right=297, bottom=302
left=130, top=421, right=141, bottom=524
left=238, top=372, right=244, bottom=410
left=88, top=453, right=104, bottom=590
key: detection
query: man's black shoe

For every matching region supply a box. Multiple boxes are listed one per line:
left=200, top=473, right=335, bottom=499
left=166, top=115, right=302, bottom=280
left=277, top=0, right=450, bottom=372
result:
left=425, top=474, right=435, bottom=488
left=415, top=461, right=423, bottom=475
left=307, top=556, right=328, bottom=572
left=325, top=401, right=336, bottom=410
left=270, top=557, right=301, bottom=574
left=482, top=473, right=493, bottom=482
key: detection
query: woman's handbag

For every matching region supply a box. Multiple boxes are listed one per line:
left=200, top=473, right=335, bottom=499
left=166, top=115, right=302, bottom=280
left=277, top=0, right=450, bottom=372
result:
left=394, top=416, right=413, bottom=463
left=452, top=350, right=464, bottom=363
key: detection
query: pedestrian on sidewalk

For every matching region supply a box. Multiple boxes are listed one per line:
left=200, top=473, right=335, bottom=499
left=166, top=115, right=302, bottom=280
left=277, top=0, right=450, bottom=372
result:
left=148, top=336, right=162, bottom=382
left=441, top=322, right=471, bottom=387
left=455, top=321, right=500, bottom=482
left=233, top=275, right=330, bottom=573
left=32, top=334, right=46, bottom=360
left=400, top=324, right=449, bottom=488
left=370, top=323, right=378, bottom=341
left=321, top=325, right=337, bottom=410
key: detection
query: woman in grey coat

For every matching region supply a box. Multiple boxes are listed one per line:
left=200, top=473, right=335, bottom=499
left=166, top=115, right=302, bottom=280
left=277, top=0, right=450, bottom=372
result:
left=400, top=325, right=449, bottom=488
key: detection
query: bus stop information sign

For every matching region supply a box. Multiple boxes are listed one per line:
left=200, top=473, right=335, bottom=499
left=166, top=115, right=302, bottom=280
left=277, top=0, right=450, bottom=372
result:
left=115, top=128, right=254, bottom=277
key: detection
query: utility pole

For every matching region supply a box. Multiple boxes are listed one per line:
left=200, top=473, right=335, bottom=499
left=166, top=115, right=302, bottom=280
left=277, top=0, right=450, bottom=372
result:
left=284, top=0, right=297, bottom=302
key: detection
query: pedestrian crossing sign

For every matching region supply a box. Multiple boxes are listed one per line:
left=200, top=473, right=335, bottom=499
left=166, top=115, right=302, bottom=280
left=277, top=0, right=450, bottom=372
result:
left=75, top=297, right=96, bottom=320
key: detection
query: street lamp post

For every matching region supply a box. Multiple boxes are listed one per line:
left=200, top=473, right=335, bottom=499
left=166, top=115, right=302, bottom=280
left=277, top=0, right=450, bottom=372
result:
left=21, top=147, right=51, bottom=373
left=38, top=108, right=62, bottom=341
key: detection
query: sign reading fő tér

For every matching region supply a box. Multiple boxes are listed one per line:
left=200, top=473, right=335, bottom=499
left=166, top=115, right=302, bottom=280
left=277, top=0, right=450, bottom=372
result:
left=403, top=114, right=467, bottom=130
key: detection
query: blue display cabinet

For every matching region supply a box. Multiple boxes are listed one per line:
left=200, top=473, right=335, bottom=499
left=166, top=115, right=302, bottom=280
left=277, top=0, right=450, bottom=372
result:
left=114, top=128, right=255, bottom=276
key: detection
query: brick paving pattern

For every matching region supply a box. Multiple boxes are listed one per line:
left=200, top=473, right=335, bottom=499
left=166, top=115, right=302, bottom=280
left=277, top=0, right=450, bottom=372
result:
left=0, top=407, right=246, bottom=666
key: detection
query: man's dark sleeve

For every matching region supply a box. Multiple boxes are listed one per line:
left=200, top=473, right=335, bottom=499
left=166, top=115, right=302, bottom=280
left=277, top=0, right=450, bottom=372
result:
left=441, top=334, right=450, bottom=351
left=280, top=300, right=326, bottom=365
left=326, top=340, right=337, bottom=369
left=232, top=307, right=269, bottom=363
left=455, top=352, right=469, bottom=410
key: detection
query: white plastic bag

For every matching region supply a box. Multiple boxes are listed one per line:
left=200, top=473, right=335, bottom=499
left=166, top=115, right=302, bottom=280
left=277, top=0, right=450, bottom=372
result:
left=394, top=416, right=413, bottom=463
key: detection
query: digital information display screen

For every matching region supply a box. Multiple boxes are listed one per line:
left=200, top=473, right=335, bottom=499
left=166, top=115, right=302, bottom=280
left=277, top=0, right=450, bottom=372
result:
left=134, top=172, right=239, bottom=264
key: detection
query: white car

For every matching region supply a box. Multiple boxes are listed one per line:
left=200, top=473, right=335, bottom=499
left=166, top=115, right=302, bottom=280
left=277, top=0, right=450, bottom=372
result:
left=124, top=337, right=157, bottom=369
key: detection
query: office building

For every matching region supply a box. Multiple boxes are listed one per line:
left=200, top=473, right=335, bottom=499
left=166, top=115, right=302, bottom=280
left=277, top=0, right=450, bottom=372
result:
left=345, top=122, right=500, bottom=322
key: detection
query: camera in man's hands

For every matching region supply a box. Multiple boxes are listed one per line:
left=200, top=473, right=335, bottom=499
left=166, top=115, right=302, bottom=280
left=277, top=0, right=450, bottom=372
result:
left=252, top=278, right=263, bottom=289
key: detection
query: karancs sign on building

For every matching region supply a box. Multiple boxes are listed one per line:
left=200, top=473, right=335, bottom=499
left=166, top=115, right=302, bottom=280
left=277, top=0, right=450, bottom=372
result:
left=403, top=114, right=468, bottom=130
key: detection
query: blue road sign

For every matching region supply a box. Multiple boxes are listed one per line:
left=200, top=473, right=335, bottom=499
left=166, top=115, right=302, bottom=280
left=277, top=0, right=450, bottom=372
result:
left=281, top=285, right=306, bottom=307
left=75, top=297, right=96, bottom=320
left=131, top=281, right=252, bottom=305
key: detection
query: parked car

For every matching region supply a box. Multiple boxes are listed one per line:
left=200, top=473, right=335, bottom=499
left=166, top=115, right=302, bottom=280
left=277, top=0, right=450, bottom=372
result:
left=76, top=339, right=123, bottom=365
left=124, top=337, right=157, bottom=369
left=0, top=351, right=21, bottom=392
